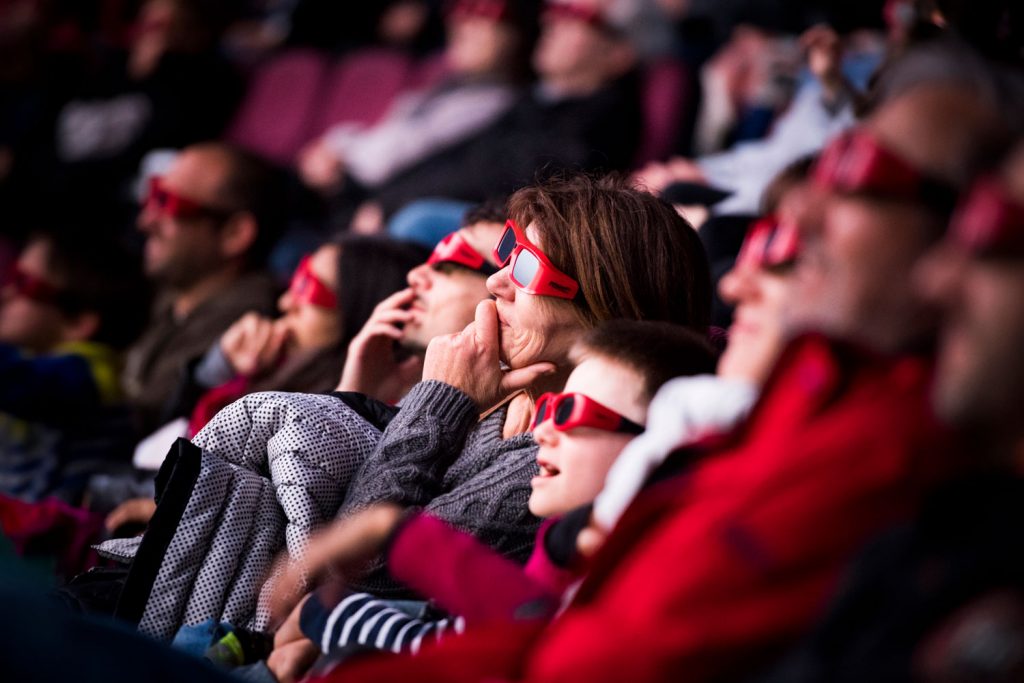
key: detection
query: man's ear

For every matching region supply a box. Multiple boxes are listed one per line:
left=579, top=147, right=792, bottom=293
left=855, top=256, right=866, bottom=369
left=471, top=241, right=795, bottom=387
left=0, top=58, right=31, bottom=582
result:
left=219, top=212, right=259, bottom=261
left=60, top=311, right=100, bottom=344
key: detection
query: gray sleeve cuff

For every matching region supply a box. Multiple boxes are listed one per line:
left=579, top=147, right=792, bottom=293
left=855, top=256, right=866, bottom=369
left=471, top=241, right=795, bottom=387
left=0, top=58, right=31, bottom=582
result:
left=193, top=342, right=235, bottom=388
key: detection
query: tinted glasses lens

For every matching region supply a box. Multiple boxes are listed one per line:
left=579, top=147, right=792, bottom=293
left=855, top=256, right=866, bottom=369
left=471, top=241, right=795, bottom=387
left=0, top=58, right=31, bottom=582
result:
left=553, top=395, right=575, bottom=426
left=495, top=226, right=518, bottom=265
left=511, top=249, right=541, bottom=289
left=535, top=396, right=550, bottom=424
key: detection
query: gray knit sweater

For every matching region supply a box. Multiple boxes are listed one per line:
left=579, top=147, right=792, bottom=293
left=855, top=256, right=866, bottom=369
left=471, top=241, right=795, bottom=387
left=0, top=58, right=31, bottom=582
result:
left=339, top=380, right=541, bottom=597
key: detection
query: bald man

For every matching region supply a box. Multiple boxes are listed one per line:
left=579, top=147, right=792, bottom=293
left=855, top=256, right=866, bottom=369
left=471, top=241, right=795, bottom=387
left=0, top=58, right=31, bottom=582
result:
left=123, top=143, right=283, bottom=434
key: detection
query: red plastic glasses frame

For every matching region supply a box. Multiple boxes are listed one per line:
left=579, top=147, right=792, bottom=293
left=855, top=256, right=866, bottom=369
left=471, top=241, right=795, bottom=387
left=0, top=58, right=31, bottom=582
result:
left=2, top=265, right=63, bottom=307
left=950, top=176, right=1024, bottom=257
left=736, top=215, right=801, bottom=270
left=493, top=219, right=580, bottom=300
left=531, top=391, right=644, bottom=435
left=446, top=0, right=510, bottom=22
left=288, top=255, right=338, bottom=309
left=144, top=177, right=233, bottom=221
left=543, top=1, right=611, bottom=32
left=428, top=231, right=498, bottom=276
left=814, top=129, right=958, bottom=213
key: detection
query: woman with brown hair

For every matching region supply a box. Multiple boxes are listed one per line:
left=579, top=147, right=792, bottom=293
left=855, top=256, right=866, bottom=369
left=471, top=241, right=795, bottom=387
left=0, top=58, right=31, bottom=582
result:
left=331, top=173, right=712, bottom=598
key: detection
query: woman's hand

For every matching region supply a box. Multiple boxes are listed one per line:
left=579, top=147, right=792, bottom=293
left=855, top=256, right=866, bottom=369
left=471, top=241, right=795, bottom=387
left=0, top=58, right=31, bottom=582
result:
left=269, top=503, right=406, bottom=626
left=337, top=288, right=424, bottom=402
left=422, top=300, right=556, bottom=410
left=220, top=312, right=289, bottom=378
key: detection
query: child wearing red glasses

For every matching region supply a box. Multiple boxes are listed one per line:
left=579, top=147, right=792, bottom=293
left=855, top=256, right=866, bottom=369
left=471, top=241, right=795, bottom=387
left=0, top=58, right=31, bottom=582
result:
left=263, top=321, right=716, bottom=681
left=0, top=230, right=148, bottom=504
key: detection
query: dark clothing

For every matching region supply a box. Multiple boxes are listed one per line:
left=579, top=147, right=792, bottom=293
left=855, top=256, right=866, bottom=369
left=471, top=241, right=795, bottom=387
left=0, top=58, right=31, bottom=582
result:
left=123, top=272, right=278, bottom=435
left=753, top=471, right=1024, bottom=683
left=0, top=341, right=135, bottom=504
left=372, top=75, right=642, bottom=216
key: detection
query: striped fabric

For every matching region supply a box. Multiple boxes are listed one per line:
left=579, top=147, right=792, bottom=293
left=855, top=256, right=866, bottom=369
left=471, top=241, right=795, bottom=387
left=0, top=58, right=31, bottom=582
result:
left=318, top=592, right=465, bottom=655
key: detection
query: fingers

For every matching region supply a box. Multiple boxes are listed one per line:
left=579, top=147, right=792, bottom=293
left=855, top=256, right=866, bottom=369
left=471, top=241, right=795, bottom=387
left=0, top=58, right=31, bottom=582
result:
left=500, top=361, right=557, bottom=395
left=375, top=287, right=416, bottom=313
left=472, top=299, right=499, bottom=352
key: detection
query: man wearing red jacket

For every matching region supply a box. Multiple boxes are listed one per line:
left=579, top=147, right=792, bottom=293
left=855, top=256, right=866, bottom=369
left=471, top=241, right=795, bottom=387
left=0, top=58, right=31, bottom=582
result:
left=320, top=62, right=1015, bottom=683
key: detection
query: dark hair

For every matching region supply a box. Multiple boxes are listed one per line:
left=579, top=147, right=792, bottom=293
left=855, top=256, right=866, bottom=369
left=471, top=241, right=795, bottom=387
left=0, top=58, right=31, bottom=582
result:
left=574, top=320, right=718, bottom=402
left=760, top=153, right=817, bottom=215
left=462, top=196, right=509, bottom=227
left=335, top=235, right=430, bottom=349
left=507, top=173, right=712, bottom=329
left=206, top=143, right=288, bottom=269
left=31, top=229, right=151, bottom=350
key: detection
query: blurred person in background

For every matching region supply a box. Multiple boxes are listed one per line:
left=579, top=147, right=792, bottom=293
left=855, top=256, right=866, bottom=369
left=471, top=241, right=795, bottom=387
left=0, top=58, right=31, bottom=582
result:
left=123, top=142, right=283, bottom=435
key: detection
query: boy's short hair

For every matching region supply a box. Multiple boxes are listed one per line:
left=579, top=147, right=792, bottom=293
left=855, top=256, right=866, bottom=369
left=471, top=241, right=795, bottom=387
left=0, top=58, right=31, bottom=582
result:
left=32, top=229, right=151, bottom=350
left=571, top=320, right=719, bottom=402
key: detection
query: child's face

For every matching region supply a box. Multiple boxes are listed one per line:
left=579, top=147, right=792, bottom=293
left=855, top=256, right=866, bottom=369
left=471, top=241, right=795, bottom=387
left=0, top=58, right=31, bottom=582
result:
left=529, top=354, right=646, bottom=518
left=0, top=239, right=70, bottom=353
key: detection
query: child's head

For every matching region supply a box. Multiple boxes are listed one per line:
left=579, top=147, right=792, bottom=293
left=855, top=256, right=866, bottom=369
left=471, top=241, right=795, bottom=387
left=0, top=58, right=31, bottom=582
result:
left=528, top=320, right=717, bottom=518
left=0, top=231, right=149, bottom=353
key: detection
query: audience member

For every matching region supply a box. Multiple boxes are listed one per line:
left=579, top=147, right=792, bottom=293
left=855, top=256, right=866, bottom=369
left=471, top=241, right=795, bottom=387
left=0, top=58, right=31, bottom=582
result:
left=353, top=0, right=643, bottom=232
left=122, top=142, right=284, bottom=435
left=265, top=321, right=716, bottom=680
left=298, top=0, right=537, bottom=198
left=337, top=200, right=507, bottom=403
left=754, top=134, right=1024, bottom=683
left=0, top=229, right=148, bottom=503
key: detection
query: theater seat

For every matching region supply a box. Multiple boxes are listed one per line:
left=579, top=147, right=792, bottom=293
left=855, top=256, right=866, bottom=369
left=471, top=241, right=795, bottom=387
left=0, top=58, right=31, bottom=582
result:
left=225, top=48, right=330, bottom=166
left=306, top=48, right=420, bottom=141
left=634, top=58, right=693, bottom=167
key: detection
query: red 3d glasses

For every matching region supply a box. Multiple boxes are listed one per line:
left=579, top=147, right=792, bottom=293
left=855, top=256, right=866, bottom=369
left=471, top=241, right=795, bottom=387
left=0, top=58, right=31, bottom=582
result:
left=492, top=219, right=580, bottom=300
left=736, top=215, right=801, bottom=270
left=427, top=231, right=498, bottom=275
left=543, top=1, right=613, bottom=33
left=531, top=391, right=644, bottom=435
left=288, top=255, right=338, bottom=309
left=3, top=266, right=63, bottom=308
left=814, top=129, right=959, bottom=214
left=446, top=0, right=510, bottom=22
left=144, top=177, right=232, bottom=221
left=949, top=176, right=1024, bottom=257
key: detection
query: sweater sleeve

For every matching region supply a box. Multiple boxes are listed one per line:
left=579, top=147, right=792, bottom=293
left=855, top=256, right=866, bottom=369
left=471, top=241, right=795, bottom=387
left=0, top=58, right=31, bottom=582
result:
left=388, top=513, right=559, bottom=625
left=300, top=588, right=464, bottom=656
left=338, top=380, right=479, bottom=515
left=0, top=343, right=100, bottom=421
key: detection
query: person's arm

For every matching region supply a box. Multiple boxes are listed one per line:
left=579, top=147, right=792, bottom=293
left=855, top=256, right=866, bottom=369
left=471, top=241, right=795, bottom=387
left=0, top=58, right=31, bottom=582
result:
left=0, top=343, right=100, bottom=421
left=337, top=379, right=480, bottom=515
left=300, top=589, right=463, bottom=656
left=386, top=513, right=558, bottom=625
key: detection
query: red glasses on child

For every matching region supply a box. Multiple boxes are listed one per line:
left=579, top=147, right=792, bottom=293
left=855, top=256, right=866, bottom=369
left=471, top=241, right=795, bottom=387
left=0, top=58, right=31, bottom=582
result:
left=493, top=219, right=580, bottom=300
left=814, top=129, right=959, bottom=213
left=2, top=266, right=63, bottom=307
left=427, top=232, right=498, bottom=275
left=144, top=177, right=232, bottom=221
left=736, top=215, right=801, bottom=270
left=288, top=255, right=338, bottom=309
left=531, top=392, right=644, bottom=435
left=949, top=176, right=1024, bottom=258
